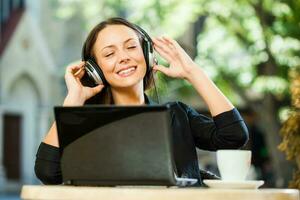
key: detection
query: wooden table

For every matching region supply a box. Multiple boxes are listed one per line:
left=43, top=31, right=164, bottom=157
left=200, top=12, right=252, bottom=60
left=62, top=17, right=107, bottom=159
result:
left=21, top=185, right=299, bottom=200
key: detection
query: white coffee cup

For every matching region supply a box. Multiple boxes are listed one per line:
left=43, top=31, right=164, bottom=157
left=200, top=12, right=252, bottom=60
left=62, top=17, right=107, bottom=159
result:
left=216, top=150, right=251, bottom=181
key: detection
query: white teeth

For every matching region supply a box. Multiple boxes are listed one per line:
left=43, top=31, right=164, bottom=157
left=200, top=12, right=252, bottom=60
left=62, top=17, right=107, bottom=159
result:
left=118, top=67, right=136, bottom=75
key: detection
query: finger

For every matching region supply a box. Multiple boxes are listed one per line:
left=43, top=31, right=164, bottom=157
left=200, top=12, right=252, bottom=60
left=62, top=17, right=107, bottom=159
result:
left=153, top=64, right=171, bottom=75
left=77, top=68, right=85, bottom=79
left=66, top=61, right=85, bottom=74
left=156, top=37, right=180, bottom=60
left=161, top=36, right=188, bottom=59
left=65, top=64, right=85, bottom=84
left=65, top=67, right=79, bottom=84
left=86, top=84, right=104, bottom=98
left=162, top=36, right=180, bottom=50
left=153, top=44, right=174, bottom=63
left=65, top=64, right=84, bottom=87
left=153, top=37, right=170, bottom=50
left=153, top=37, right=179, bottom=60
left=91, top=84, right=104, bottom=94
left=153, top=38, right=176, bottom=58
left=74, top=67, right=85, bottom=79
left=161, top=36, right=175, bottom=45
left=160, top=36, right=177, bottom=51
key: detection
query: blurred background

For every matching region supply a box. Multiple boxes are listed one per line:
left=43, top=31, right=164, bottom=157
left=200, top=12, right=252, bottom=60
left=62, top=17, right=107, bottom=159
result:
left=0, top=0, right=300, bottom=198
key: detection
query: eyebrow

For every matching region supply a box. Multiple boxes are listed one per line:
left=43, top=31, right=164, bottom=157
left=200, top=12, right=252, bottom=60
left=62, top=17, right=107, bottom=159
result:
left=101, top=38, right=136, bottom=52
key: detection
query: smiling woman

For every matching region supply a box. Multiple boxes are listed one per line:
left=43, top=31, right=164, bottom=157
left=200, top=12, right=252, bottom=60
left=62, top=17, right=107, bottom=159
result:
left=80, top=18, right=156, bottom=105
left=93, top=25, right=147, bottom=90
left=34, top=17, right=249, bottom=186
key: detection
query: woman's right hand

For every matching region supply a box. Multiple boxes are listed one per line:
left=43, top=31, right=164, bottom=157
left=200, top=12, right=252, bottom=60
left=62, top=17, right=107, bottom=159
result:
left=63, top=61, right=104, bottom=106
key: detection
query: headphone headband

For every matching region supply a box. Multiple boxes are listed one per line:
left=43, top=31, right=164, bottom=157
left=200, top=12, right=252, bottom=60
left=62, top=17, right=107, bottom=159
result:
left=133, top=24, right=153, bottom=51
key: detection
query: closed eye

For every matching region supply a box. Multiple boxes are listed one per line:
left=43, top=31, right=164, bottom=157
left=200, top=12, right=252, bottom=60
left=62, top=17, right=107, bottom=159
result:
left=105, top=52, right=114, bottom=57
left=128, top=46, right=137, bottom=49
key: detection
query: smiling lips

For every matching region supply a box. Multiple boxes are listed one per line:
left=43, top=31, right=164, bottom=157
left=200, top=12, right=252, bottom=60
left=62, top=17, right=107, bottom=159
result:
left=117, top=66, right=137, bottom=77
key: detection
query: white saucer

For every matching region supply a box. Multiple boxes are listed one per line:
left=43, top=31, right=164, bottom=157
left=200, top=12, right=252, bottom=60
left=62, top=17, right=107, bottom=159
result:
left=203, top=179, right=264, bottom=189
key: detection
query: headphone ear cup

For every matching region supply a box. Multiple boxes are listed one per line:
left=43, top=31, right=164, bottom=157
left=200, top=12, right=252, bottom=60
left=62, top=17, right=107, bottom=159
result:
left=147, top=46, right=157, bottom=72
left=85, top=59, right=107, bottom=86
left=143, top=40, right=157, bottom=74
left=148, top=52, right=154, bottom=69
left=142, top=41, right=149, bottom=72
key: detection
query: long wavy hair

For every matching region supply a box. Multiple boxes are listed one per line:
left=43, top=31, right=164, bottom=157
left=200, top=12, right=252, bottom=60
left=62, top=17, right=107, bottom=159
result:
left=81, top=17, right=154, bottom=104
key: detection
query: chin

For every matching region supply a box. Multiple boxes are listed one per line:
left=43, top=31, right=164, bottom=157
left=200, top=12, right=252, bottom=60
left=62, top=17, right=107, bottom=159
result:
left=110, top=76, right=144, bottom=89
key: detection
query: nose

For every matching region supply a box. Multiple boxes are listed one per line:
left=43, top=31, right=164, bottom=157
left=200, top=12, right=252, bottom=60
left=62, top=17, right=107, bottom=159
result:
left=117, top=49, right=130, bottom=64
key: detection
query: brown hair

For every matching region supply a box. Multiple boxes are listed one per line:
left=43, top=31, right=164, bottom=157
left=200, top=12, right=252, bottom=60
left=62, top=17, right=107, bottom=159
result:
left=81, top=17, right=154, bottom=104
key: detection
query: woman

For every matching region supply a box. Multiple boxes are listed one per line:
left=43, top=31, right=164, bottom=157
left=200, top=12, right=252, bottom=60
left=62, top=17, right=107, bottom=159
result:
left=35, top=17, right=248, bottom=186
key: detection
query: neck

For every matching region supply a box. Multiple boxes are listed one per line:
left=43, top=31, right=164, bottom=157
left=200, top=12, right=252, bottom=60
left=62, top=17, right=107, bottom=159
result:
left=111, top=83, right=145, bottom=105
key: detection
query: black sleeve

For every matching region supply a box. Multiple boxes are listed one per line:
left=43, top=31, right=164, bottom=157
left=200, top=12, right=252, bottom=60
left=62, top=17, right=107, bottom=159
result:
left=178, top=102, right=249, bottom=151
left=34, top=142, right=62, bottom=185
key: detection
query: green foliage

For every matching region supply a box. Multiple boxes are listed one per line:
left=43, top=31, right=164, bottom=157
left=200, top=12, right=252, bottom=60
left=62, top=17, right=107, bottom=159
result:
left=52, top=0, right=300, bottom=108
left=193, top=0, right=300, bottom=107
left=52, top=0, right=198, bottom=37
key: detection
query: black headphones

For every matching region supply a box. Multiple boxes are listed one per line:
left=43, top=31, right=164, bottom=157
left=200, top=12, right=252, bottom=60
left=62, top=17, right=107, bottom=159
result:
left=81, top=23, right=157, bottom=87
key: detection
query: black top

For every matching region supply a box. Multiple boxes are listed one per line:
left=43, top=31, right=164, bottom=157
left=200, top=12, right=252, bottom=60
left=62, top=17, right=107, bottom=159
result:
left=35, top=99, right=248, bottom=186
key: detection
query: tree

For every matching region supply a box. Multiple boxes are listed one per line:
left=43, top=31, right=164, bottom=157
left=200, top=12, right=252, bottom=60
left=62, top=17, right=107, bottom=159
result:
left=191, top=0, right=300, bottom=186
left=52, top=0, right=300, bottom=186
left=278, top=68, right=300, bottom=188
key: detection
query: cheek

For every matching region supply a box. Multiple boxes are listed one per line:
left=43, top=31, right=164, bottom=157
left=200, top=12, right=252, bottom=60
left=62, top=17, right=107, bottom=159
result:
left=139, top=53, right=147, bottom=74
left=137, top=55, right=147, bottom=77
left=131, top=50, right=146, bottom=67
left=137, top=48, right=146, bottom=62
left=98, top=59, right=115, bottom=74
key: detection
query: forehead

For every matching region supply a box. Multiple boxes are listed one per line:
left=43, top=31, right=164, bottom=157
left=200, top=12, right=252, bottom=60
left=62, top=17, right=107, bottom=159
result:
left=95, top=25, right=140, bottom=48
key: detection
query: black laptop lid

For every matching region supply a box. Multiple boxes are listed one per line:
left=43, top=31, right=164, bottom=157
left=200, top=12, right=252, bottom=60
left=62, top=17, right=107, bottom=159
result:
left=54, top=104, right=178, bottom=186
left=55, top=105, right=169, bottom=150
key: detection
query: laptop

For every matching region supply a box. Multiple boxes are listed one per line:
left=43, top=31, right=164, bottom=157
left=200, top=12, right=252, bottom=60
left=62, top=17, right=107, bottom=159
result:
left=54, top=104, right=198, bottom=187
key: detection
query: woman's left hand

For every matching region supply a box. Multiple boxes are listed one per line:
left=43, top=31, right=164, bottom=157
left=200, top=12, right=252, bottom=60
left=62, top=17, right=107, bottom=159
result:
left=153, top=37, right=234, bottom=116
left=152, top=36, right=198, bottom=79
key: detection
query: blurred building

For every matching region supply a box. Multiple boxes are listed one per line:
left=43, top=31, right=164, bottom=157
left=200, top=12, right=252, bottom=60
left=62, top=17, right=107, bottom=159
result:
left=0, top=0, right=66, bottom=192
